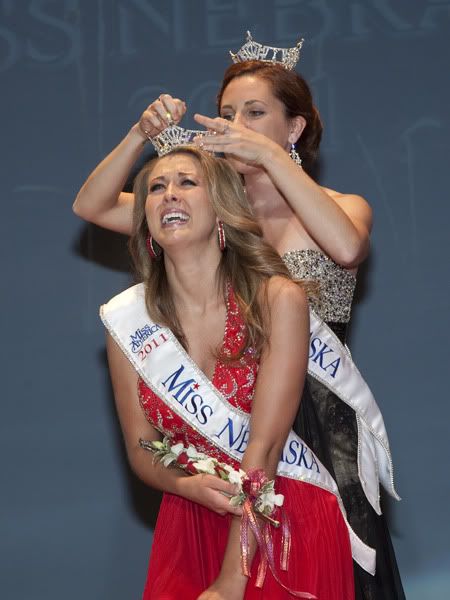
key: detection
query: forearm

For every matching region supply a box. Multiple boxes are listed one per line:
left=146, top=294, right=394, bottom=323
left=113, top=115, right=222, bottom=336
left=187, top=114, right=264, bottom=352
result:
left=72, top=124, right=146, bottom=228
left=128, top=442, right=190, bottom=496
left=262, top=146, right=369, bottom=266
left=127, top=443, right=242, bottom=519
left=217, top=440, right=283, bottom=587
left=206, top=281, right=308, bottom=595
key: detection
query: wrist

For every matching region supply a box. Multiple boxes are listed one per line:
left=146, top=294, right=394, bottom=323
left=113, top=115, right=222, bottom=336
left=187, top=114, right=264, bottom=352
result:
left=216, top=568, right=248, bottom=593
left=260, top=140, right=286, bottom=171
left=173, top=472, right=192, bottom=500
left=219, top=564, right=247, bottom=580
left=129, top=122, right=148, bottom=146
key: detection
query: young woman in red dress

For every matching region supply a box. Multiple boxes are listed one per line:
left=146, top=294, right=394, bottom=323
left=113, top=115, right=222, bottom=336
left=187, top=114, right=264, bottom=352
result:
left=102, top=146, right=354, bottom=599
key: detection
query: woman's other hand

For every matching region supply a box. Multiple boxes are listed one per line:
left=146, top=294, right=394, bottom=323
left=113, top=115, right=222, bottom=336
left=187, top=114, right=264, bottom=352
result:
left=193, top=114, right=276, bottom=167
left=197, top=571, right=247, bottom=600
left=179, top=472, right=243, bottom=517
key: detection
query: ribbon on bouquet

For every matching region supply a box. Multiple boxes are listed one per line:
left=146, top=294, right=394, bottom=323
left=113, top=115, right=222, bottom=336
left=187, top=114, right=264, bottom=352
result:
left=240, top=469, right=317, bottom=599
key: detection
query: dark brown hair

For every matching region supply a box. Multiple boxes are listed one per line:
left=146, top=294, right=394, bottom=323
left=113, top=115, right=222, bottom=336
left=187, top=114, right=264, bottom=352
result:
left=217, top=61, right=322, bottom=173
left=129, top=147, right=294, bottom=358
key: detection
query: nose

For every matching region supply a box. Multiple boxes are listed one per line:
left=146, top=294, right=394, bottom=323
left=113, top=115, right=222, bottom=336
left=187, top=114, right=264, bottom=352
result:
left=232, top=112, right=248, bottom=128
left=163, top=181, right=179, bottom=202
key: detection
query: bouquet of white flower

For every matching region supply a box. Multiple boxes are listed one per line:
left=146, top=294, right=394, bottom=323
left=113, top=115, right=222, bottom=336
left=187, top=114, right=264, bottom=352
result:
left=139, top=436, right=315, bottom=598
left=139, top=436, right=284, bottom=521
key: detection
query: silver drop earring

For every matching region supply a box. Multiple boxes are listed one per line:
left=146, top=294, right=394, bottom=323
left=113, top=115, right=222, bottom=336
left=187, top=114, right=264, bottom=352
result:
left=289, top=143, right=302, bottom=167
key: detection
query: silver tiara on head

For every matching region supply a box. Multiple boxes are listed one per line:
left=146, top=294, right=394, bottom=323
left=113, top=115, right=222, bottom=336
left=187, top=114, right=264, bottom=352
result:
left=150, top=125, right=212, bottom=157
left=230, top=31, right=304, bottom=71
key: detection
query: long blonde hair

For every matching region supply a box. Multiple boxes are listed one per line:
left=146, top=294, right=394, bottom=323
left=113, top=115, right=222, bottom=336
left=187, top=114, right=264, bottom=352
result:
left=129, top=147, right=292, bottom=358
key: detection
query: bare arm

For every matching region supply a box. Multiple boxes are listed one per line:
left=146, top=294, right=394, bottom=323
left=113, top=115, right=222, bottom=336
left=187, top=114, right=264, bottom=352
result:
left=262, top=148, right=372, bottom=268
left=199, top=278, right=309, bottom=599
left=194, top=114, right=372, bottom=269
left=73, top=96, right=186, bottom=234
left=73, top=126, right=143, bottom=234
left=106, top=331, right=241, bottom=514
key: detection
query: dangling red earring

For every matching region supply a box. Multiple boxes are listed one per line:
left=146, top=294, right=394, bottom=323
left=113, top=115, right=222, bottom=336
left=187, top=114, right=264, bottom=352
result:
left=217, top=221, right=226, bottom=251
left=146, top=233, right=161, bottom=259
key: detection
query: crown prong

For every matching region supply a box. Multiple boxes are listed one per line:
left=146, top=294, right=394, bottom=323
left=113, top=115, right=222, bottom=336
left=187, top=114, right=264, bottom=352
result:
left=230, top=31, right=304, bottom=71
left=149, top=124, right=212, bottom=157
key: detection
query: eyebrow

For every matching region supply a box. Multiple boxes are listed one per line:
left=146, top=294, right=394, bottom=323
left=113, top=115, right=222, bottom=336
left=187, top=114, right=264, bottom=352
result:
left=149, top=171, right=196, bottom=183
left=221, top=99, right=268, bottom=110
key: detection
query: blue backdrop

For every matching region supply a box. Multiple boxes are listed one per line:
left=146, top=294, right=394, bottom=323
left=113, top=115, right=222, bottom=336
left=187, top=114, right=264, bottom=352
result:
left=2, top=1, right=449, bottom=598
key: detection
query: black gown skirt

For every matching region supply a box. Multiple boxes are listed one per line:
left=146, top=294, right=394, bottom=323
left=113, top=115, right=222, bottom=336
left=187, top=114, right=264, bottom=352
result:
left=293, top=322, right=405, bottom=600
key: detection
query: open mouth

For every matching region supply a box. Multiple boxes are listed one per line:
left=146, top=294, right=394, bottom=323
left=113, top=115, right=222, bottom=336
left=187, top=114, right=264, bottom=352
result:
left=161, top=211, right=190, bottom=226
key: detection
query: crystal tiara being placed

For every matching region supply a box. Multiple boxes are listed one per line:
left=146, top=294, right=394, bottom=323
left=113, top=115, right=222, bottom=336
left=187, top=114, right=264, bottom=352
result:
left=150, top=125, right=213, bottom=157
left=230, top=31, right=304, bottom=71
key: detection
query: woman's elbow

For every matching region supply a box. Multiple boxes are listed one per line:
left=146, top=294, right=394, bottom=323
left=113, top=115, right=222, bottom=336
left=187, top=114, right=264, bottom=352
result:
left=126, top=445, right=153, bottom=486
left=72, top=200, right=83, bottom=218
left=72, top=191, right=92, bottom=220
left=335, top=237, right=370, bottom=269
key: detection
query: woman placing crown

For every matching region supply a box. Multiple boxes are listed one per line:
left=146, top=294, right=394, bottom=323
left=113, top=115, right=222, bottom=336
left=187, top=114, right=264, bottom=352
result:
left=74, top=32, right=404, bottom=599
left=101, top=145, right=355, bottom=599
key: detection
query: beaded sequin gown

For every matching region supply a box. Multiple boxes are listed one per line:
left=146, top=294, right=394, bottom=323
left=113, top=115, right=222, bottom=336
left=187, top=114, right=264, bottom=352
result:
left=138, top=287, right=354, bottom=599
left=283, top=250, right=405, bottom=600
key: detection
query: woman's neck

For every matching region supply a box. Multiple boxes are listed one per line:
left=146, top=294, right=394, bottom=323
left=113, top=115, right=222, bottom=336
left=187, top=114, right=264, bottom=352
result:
left=244, top=170, right=291, bottom=219
left=164, top=247, right=223, bottom=315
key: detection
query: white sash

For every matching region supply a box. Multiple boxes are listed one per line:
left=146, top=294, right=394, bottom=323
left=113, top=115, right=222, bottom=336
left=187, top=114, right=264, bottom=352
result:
left=100, top=283, right=376, bottom=575
left=307, top=312, right=400, bottom=514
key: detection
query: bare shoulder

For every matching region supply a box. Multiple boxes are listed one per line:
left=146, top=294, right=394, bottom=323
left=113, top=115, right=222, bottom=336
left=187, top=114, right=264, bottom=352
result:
left=261, top=277, right=309, bottom=359
left=321, top=186, right=372, bottom=229
left=321, top=185, right=368, bottom=204
left=106, top=329, right=137, bottom=379
left=265, top=276, right=308, bottom=317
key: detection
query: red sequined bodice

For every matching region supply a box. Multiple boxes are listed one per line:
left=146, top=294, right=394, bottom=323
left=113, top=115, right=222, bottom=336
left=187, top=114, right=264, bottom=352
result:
left=138, top=288, right=258, bottom=464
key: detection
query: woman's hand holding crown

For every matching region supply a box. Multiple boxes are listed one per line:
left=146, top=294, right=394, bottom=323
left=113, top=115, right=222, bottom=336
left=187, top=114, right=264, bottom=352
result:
left=193, top=113, right=278, bottom=167
left=135, top=94, right=187, bottom=141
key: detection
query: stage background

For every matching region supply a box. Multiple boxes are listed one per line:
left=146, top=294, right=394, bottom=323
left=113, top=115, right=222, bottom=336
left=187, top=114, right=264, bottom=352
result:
left=1, top=1, right=449, bottom=598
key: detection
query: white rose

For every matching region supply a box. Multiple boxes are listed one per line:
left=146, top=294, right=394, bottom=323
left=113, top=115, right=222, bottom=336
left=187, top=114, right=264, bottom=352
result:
left=258, top=491, right=285, bottom=512
left=186, top=445, right=205, bottom=459
left=162, top=454, right=177, bottom=467
left=192, top=458, right=217, bottom=475
left=170, top=442, right=185, bottom=457
left=222, top=464, right=244, bottom=488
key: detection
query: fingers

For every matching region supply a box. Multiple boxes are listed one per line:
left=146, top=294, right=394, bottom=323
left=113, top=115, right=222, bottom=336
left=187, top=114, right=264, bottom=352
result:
left=227, top=503, right=243, bottom=517
left=214, top=494, right=243, bottom=517
left=194, top=114, right=231, bottom=134
left=209, top=475, right=239, bottom=496
left=199, top=473, right=237, bottom=495
left=192, top=134, right=233, bottom=152
left=156, top=94, right=186, bottom=123
left=196, top=474, right=243, bottom=516
left=139, top=95, right=187, bottom=139
left=151, top=97, right=174, bottom=126
left=141, top=107, right=165, bottom=132
left=194, top=113, right=215, bottom=128
left=192, top=115, right=234, bottom=151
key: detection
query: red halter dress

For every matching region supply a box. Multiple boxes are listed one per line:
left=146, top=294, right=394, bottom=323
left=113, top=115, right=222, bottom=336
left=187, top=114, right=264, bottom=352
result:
left=138, top=289, right=354, bottom=599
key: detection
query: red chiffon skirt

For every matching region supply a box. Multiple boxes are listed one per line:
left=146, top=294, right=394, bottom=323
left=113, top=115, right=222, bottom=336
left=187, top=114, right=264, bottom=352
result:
left=142, top=477, right=355, bottom=599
